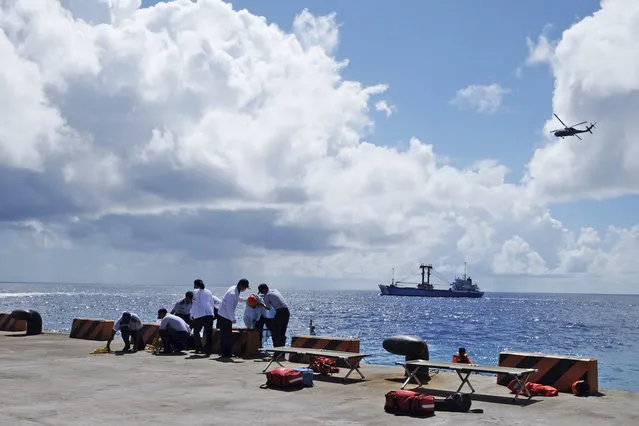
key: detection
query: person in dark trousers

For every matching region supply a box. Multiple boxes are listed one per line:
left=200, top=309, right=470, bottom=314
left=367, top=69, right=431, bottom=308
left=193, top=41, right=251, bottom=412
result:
left=217, top=278, right=250, bottom=358
left=157, top=308, right=190, bottom=354
left=106, top=312, right=144, bottom=352
left=257, top=283, right=290, bottom=351
left=190, top=279, right=216, bottom=355
left=171, top=291, right=194, bottom=325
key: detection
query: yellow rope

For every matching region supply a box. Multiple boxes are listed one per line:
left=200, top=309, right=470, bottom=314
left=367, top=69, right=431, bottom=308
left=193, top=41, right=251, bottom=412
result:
left=145, top=336, right=163, bottom=355
left=90, top=346, right=111, bottom=354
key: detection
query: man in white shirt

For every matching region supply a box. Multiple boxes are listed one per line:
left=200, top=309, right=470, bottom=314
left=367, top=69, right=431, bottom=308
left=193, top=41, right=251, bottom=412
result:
left=190, top=279, right=216, bottom=355
left=106, top=312, right=144, bottom=352
left=257, top=283, right=290, bottom=348
left=217, top=278, right=250, bottom=358
left=157, top=308, right=190, bottom=354
left=171, top=291, right=193, bottom=325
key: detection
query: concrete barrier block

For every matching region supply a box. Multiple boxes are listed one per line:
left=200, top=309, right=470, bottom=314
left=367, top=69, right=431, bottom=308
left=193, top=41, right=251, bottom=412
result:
left=69, top=318, right=114, bottom=341
left=289, top=335, right=361, bottom=368
left=498, top=351, right=598, bottom=393
left=0, top=312, right=27, bottom=332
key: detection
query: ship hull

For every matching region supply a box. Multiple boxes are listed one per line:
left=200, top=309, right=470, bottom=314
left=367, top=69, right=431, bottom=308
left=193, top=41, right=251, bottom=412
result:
left=378, top=284, right=484, bottom=298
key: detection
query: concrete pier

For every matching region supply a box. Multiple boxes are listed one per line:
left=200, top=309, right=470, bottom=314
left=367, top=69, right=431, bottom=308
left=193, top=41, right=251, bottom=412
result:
left=1, top=332, right=637, bottom=425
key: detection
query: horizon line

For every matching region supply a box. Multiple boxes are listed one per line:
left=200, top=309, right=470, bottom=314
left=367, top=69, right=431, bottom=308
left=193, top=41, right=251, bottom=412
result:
left=1, top=281, right=638, bottom=296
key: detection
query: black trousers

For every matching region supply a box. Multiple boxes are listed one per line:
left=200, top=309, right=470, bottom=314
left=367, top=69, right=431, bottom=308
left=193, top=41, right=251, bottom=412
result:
left=174, top=313, right=191, bottom=327
left=270, top=308, right=290, bottom=348
left=159, top=329, right=189, bottom=353
left=121, top=328, right=143, bottom=351
left=254, top=316, right=268, bottom=347
left=218, top=316, right=233, bottom=357
left=192, top=315, right=214, bottom=354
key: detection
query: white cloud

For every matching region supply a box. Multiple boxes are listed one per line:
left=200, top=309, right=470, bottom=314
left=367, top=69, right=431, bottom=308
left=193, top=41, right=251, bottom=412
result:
left=450, top=83, right=509, bottom=114
left=524, top=0, right=639, bottom=202
left=525, top=24, right=556, bottom=66
left=0, top=0, right=638, bottom=293
left=375, top=100, right=396, bottom=117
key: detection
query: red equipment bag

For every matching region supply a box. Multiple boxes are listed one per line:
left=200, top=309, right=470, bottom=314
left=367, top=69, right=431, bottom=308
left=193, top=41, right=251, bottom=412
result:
left=384, top=390, right=435, bottom=416
left=411, top=393, right=436, bottom=415
left=310, top=355, right=339, bottom=375
left=265, top=367, right=305, bottom=389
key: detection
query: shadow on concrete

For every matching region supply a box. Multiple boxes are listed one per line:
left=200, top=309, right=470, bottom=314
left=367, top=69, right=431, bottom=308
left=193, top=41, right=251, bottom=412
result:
left=384, top=412, right=436, bottom=419
left=384, top=377, right=425, bottom=385
left=214, top=356, right=246, bottom=363
left=257, top=385, right=309, bottom=392
left=185, top=354, right=211, bottom=360
left=308, top=374, right=368, bottom=385
left=405, top=387, right=542, bottom=406
left=4, top=333, right=29, bottom=337
left=155, top=351, right=187, bottom=357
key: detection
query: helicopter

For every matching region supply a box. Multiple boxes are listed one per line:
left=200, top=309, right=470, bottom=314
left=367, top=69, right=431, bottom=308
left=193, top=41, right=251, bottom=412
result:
left=550, top=113, right=596, bottom=140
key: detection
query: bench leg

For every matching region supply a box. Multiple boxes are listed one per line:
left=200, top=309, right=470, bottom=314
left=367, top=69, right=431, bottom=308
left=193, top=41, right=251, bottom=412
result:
left=261, top=354, right=285, bottom=373
left=343, top=366, right=365, bottom=382
left=455, top=370, right=475, bottom=393
left=342, top=358, right=366, bottom=382
left=401, top=366, right=423, bottom=390
left=511, top=373, right=533, bottom=401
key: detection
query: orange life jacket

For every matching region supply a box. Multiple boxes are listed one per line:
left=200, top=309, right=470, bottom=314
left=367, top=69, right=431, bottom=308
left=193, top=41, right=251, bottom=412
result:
left=508, top=379, right=558, bottom=397
left=572, top=380, right=590, bottom=396
left=247, top=294, right=259, bottom=308
left=452, top=353, right=472, bottom=364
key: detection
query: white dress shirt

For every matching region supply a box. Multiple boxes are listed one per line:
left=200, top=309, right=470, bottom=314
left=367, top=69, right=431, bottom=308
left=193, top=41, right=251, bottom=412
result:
left=113, top=313, right=142, bottom=331
left=159, top=313, right=190, bottom=333
left=190, top=288, right=215, bottom=319
left=218, top=285, right=242, bottom=322
left=263, top=289, right=288, bottom=310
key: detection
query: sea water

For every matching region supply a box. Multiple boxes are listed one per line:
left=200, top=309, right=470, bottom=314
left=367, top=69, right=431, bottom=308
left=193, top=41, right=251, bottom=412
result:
left=1, top=283, right=638, bottom=391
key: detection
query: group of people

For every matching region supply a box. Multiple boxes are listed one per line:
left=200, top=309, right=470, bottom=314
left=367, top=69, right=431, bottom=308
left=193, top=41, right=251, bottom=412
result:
left=106, top=278, right=290, bottom=358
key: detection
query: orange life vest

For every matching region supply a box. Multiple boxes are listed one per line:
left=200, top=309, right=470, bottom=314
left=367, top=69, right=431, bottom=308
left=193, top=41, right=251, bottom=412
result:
left=452, top=353, right=472, bottom=364
left=572, top=380, right=590, bottom=396
left=508, top=379, right=558, bottom=397
left=247, top=294, right=259, bottom=308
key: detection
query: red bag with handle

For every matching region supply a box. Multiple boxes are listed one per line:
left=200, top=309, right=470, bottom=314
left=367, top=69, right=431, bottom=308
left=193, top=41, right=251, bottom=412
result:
left=385, top=390, right=435, bottom=416
left=411, top=393, right=436, bottom=415
left=265, top=367, right=304, bottom=389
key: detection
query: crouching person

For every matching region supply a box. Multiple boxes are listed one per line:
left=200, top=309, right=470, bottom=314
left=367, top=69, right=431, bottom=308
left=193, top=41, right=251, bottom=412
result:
left=107, top=312, right=144, bottom=352
left=157, top=308, right=190, bottom=354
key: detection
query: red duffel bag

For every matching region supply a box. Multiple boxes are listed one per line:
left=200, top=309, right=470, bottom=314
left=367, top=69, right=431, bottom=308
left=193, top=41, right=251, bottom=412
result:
left=265, top=367, right=305, bottom=389
left=384, top=390, right=435, bottom=416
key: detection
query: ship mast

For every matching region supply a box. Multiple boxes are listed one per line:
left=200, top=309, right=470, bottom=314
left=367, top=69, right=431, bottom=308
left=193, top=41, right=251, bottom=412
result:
left=419, top=264, right=433, bottom=287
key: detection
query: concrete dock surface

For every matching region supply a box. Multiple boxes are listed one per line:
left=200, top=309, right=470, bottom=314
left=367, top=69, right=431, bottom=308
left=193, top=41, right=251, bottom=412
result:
left=1, top=332, right=637, bottom=426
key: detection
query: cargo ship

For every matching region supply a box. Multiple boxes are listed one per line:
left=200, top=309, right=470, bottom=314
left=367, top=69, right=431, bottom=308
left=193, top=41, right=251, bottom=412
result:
left=378, top=263, right=484, bottom=298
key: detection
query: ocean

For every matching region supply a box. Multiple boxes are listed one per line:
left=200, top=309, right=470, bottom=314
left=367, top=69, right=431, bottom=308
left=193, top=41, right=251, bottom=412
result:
left=1, top=283, right=638, bottom=391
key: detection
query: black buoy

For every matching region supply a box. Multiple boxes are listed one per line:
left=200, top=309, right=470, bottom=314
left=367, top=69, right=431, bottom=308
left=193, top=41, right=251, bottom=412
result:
left=383, top=335, right=430, bottom=382
left=10, top=309, right=43, bottom=336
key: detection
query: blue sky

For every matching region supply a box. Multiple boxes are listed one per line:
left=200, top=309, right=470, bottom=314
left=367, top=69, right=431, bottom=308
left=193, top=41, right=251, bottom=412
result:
left=3, top=0, right=639, bottom=291
left=139, top=0, right=637, bottom=233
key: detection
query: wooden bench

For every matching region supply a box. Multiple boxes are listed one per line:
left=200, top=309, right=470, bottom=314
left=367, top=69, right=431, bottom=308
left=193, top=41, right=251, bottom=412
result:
left=397, top=360, right=538, bottom=400
left=262, top=346, right=370, bottom=382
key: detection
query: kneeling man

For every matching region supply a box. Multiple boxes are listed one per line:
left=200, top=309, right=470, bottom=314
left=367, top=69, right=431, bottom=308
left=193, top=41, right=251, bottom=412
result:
left=157, top=308, right=190, bottom=354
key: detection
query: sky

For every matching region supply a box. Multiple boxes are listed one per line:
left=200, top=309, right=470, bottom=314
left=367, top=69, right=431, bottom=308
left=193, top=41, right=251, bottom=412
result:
left=1, top=0, right=639, bottom=293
